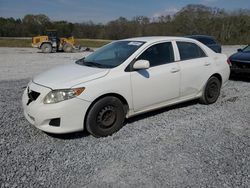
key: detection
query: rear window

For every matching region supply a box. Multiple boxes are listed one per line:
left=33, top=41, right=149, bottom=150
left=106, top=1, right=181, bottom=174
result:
left=177, top=42, right=207, bottom=60
left=196, top=37, right=216, bottom=45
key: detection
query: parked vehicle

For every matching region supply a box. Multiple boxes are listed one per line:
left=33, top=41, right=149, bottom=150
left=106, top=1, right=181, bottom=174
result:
left=22, top=37, right=230, bottom=137
left=186, top=35, right=222, bottom=53
left=32, top=29, right=76, bottom=53
left=228, top=44, right=250, bottom=75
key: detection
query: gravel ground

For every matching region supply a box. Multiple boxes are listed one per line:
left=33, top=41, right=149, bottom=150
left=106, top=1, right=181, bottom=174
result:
left=0, top=47, right=94, bottom=81
left=0, top=47, right=249, bottom=187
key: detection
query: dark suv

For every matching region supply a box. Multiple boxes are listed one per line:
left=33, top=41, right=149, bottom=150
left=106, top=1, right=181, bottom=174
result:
left=186, top=35, right=222, bottom=53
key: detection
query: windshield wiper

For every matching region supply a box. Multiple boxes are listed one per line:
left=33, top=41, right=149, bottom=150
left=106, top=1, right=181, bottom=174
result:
left=76, top=60, right=98, bottom=67
left=82, top=61, right=97, bottom=67
left=83, top=61, right=104, bottom=68
left=76, top=59, right=114, bottom=68
left=84, top=61, right=115, bottom=68
left=75, top=58, right=85, bottom=65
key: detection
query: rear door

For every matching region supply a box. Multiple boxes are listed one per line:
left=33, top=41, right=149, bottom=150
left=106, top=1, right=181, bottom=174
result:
left=176, top=41, right=213, bottom=98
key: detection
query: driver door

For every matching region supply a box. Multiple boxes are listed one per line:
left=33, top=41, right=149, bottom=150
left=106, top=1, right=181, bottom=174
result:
left=130, top=42, right=180, bottom=111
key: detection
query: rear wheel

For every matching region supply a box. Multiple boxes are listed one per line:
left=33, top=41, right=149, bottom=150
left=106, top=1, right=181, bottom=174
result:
left=86, top=96, right=125, bottom=137
left=41, top=43, right=52, bottom=53
left=63, top=43, right=73, bottom=53
left=200, top=76, right=221, bottom=104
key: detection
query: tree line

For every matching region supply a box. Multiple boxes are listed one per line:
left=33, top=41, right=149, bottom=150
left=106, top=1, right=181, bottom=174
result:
left=0, top=4, right=250, bottom=44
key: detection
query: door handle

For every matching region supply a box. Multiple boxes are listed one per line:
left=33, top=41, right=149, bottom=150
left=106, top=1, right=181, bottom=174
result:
left=204, top=62, right=211, bottom=66
left=170, top=67, right=180, bottom=73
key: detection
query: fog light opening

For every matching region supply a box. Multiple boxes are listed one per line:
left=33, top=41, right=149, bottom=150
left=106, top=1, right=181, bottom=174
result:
left=49, top=118, right=61, bottom=127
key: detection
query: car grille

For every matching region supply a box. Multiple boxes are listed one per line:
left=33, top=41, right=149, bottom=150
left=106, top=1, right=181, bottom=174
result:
left=27, top=88, right=40, bottom=105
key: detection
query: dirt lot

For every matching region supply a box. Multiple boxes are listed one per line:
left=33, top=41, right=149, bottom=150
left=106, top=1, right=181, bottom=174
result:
left=0, top=47, right=249, bottom=187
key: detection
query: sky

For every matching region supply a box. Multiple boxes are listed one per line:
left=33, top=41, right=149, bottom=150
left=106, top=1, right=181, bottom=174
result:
left=0, top=0, right=250, bottom=23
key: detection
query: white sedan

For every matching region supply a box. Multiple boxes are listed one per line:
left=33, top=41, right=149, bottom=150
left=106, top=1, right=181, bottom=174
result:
left=22, top=37, right=230, bottom=137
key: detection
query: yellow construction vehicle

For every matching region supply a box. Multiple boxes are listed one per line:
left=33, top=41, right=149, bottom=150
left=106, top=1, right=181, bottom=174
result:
left=31, top=30, right=76, bottom=53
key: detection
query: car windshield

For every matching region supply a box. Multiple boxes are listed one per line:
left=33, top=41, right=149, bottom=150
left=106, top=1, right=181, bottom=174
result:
left=76, top=41, right=145, bottom=68
left=242, top=45, right=250, bottom=52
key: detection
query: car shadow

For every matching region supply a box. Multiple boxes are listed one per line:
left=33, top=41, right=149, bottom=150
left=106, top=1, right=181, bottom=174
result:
left=126, top=99, right=199, bottom=124
left=47, top=99, right=199, bottom=140
left=46, top=130, right=90, bottom=140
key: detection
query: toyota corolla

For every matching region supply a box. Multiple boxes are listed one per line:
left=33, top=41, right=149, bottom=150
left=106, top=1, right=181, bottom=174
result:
left=22, top=37, right=230, bottom=137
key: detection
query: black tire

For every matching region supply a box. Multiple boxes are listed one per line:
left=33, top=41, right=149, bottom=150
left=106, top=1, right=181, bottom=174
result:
left=86, top=96, right=125, bottom=137
left=200, top=76, right=221, bottom=104
left=63, top=43, right=73, bottom=53
left=41, top=43, right=52, bottom=53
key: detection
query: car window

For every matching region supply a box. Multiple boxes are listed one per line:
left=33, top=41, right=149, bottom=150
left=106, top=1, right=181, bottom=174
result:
left=177, top=42, right=207, bottom=60
left=137, top=42, right=174, bottom=67
left=196, top=37, right=216, bottom=45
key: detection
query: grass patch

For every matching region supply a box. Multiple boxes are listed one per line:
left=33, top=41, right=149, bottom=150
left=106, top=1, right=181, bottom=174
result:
left=0, top=38, right=31, bottom=47
left=76, top=39, right=112, bottom=48
left=0, top=38, right=112, bottom=48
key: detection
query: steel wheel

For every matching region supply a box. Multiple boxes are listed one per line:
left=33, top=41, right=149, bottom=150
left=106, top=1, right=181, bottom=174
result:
left=200, top=76, right=221, bottom=104
left=97, top=105, right=117, bottom=128
left=86, top=96, right=125, bottom=137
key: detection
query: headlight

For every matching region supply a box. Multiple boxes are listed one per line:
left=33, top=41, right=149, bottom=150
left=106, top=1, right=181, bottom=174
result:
left=43, top=88, right=85, bottom=104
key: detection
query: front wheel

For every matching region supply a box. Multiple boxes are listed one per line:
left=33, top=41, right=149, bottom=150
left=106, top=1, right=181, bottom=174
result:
left=63, top=43, right=73, bottom=53
left=41, top=43, right=52, bottom=53
left=200, top=76, right=221, bottom=104
left=85, top=97, right=125, bottom=137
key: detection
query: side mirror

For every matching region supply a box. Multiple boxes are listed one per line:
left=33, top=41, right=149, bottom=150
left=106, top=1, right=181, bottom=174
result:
left=133, top=60, right=150, bottom=70
left=237, top=48, right=243, bottom=52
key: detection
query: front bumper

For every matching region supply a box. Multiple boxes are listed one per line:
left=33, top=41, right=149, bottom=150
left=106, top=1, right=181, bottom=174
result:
left=230, top=61, right=250, bottom=74
left=22, top=81, right=91, bottom=134
left=230, top=67, right=250, bottom=74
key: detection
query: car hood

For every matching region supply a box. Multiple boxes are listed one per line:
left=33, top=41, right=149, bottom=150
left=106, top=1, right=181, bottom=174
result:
left=230, top=52, right=250, bottom=63
left=33, top=63, right=110, bottom=89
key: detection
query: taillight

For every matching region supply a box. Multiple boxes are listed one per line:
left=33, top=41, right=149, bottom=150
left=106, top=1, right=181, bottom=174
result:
left=227, top=58, right=232, bottom=66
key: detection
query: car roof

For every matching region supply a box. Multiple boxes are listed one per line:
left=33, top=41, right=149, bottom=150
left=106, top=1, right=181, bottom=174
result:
left=186, top=35, right=215, bottom=39
left=120, top=36, right=197, bottom=43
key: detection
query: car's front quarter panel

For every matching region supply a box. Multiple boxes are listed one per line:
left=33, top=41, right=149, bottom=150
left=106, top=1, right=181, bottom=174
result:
left=75, top=68, right=133, bottom=111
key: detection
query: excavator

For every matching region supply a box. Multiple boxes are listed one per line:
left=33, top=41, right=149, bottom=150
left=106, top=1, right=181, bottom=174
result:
left=31, top=30, right=87, bottom=53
